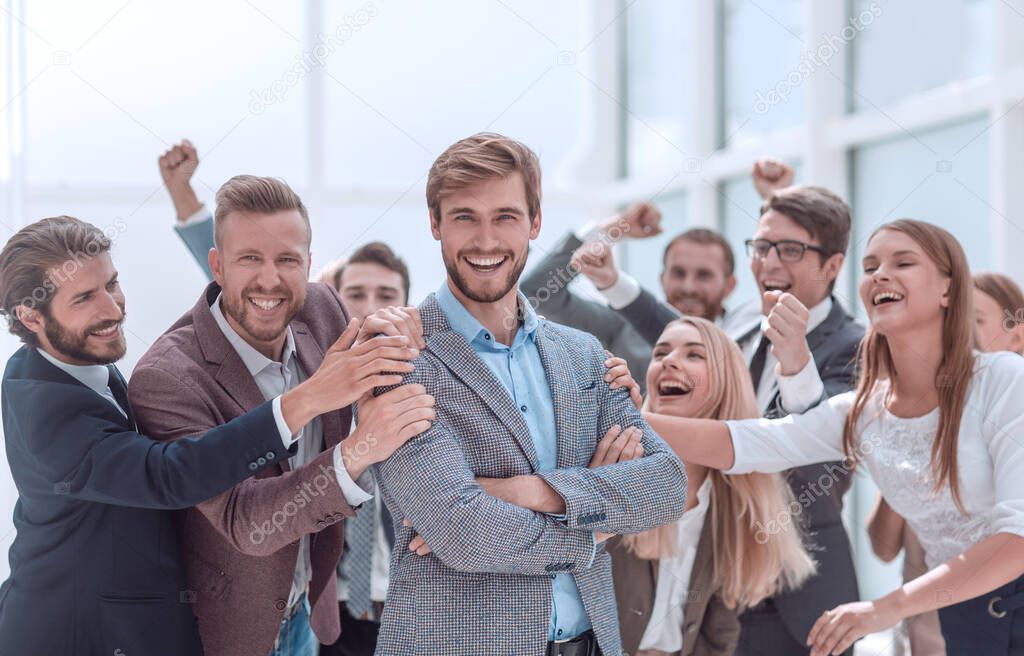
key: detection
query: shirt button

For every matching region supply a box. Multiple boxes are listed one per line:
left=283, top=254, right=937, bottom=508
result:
left=484, top=334, right=491, bottom=341
left=557, top=629, right=563, bottom=637
left=520, top=405, right=527, bottom=412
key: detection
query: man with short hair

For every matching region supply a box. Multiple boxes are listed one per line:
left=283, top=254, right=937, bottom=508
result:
left=130, top=175, right=432, bottom=656
left=158, top=142, right=414, bottom=656
left=373, top=132, right=687, bottom=655
left=0, top=216, right=366, bottom=655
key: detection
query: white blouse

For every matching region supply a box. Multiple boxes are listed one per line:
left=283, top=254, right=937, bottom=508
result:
left=726, top=351, right=1024, bottom=569
left=637, top=480, right=712, bottom=653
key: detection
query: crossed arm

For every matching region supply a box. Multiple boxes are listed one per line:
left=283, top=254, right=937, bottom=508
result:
left=376, top=348, right=687, bottom=575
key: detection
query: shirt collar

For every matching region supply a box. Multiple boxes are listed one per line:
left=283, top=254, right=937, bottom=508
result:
left=209, top=292, right=296, bottom=376
left=759, top=295, right=833, bottom=336
left=36, top=347, right=111, bottom=397
left=436, top=281, right=539, bottom=347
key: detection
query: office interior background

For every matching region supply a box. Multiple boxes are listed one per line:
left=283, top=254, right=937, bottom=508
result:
left=2, top=0, right=1023, bottom=640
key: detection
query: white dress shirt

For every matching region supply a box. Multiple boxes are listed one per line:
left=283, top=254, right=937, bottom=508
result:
left=727, top=351, right=1024, bottom=569
left=637, top=480, right=712, bottom=653
left=209, top=295, right=371, bottom=609
left=737, top=296, right=831, bottom=415
left=36, top=348, right=127, bottom=418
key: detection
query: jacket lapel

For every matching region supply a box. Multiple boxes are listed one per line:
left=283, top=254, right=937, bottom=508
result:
left=421, top=295, right=540, bottom=470
left=533, top=323, right=584, bottom=469
left=291, top=319, right=345, bottom=454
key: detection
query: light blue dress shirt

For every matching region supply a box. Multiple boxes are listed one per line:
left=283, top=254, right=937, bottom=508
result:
left=436, top=282, right=592, bottom=642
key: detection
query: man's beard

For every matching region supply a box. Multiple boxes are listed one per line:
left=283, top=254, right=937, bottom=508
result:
left=220, top=285, right=302, bottom=343
left=443, top=247, right=527, bottom=303
left=668, top=292, right=723, bottom=322
left=44, top=312, right=126, bottom=365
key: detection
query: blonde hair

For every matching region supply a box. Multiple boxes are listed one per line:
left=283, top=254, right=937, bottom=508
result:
left=843, top=219, right=974, bottom=511
left=426, top=132, right=542, bottom=223
left=626, top=316, right=816, bottom=609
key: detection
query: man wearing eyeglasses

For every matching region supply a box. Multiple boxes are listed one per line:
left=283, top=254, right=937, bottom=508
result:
left=728, top=182, right=864, bottom=656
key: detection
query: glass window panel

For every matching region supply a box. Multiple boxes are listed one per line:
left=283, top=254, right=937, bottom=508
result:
left=23, top=0, right=307, bottom=187
left=850, top=117, right=992, bottom=317
left=850, top=0, right=992, bottom=111
left=721, top=0, right=805, bottom=146
left=625, top=1, right=694, bottom=177
left=323, top=2, right=583, bottom=189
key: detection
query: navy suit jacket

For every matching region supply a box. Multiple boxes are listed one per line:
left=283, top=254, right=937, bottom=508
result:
left=0, top=346, right=293, bottom=655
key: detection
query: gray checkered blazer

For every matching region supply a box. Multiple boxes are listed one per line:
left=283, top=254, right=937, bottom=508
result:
left=372, top=292, right=688, bottom=656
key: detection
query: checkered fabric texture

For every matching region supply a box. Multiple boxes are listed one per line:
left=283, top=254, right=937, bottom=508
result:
left=372, top=292, right=688, bottom=656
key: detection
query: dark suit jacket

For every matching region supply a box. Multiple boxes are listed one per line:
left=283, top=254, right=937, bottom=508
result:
left=520, top=232, right=656, bottom=391
left=738, top=297, right=863, bottom=651
left=129, top=282, right=356, bottom=656
left=0, top=345, right=291, bottom=655
left=610, top=505, right=741, bottom=656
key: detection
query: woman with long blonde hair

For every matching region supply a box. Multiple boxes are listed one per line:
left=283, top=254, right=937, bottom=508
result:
left=646, top=219, right=1024, bottom=655
left=610, top=315, right=815, bottom=656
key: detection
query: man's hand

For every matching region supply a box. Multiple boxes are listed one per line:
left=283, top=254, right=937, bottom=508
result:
left=598, top=202, right=662, bottom=239
left=571, top=240, right=620, bottom=290
left=604, top=352, right=642, bottom=410
left=763, top=291, right=812, bottom=376
left=752, top=157, right=795, bottom=199
left=280, top=319, right=419, bottom=431
left=158, top=139, right=203, bottom=221
left=342, top=385, right=435, bottom=478
left=588, top=425, right=644, bottom=468
left=358, top=305, right=426, bottom=350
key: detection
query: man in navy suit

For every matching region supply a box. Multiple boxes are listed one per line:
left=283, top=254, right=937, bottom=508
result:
left=0, top=216, right=420, bottom=655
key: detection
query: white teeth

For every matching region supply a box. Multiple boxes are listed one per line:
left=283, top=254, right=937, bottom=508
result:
left=658, top=380, right=691, bottom=395
left=250, top=298, right=283, bottom=311
left=763, top=280, right=789, bottom=289
left=873, top=291, right=904, bottom=305
left=91, top=325, right=118, bottom=337
left=466, top=256, right=505, bottom=267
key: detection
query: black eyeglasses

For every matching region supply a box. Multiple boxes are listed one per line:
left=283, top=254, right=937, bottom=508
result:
left=744, top=238, right=830, bottom=262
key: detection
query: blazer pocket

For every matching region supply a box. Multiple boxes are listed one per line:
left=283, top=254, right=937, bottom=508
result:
left=183, top=549, right=232, bottom=601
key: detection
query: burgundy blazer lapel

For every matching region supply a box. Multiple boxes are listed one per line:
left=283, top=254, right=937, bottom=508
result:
left=292, top=320, right=345, bottom=451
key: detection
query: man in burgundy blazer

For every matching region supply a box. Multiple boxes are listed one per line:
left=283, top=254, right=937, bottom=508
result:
left=128, top=176, right=432, bottom=656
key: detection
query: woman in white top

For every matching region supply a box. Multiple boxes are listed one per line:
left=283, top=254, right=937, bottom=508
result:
left=645, top=219, right=1024, bottom=656
left=609, top=316, right=815, bottom=656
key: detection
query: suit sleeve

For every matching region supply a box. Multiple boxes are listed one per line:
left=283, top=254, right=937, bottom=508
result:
left=3, top=378, right=290, bottom=508
left=617, top=286, right=680, bottom=346
left=374, top=355, right=597, bottom=576
left=129, top=362, right=356, bottom=557
left=534, top=338, right=688, bottom=533
left=520, top=232, right=629, bottom=344
left=173, top=211, right=214, bottom=280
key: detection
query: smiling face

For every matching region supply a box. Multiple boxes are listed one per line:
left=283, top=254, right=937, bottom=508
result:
left=645, top=322, right=713, bottom=417
left=338, top=262, right=406, bottom=320
left=27, top=253, right=127, bottom=365
left=660, top=239, right=735, bottom=320
left=859, top=228, right=950, bottom=337
left=210, top=209, right=310, bottom=358
left=432, top=173, right=541, bottom=305
left=974, top=288, right=1024, bottom=353
left=751, top=210, right=843, bottom=315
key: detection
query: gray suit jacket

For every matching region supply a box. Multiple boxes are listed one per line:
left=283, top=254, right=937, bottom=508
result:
left=520, top=232, right=656, bottom=392
left=372, top=292, right=688, bottom=656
